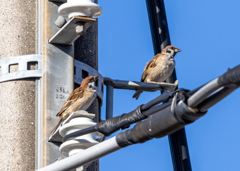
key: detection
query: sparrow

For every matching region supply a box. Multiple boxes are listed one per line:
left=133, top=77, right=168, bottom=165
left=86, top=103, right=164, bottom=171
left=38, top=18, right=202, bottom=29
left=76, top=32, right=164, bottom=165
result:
left=50, top=75, right=99, bottom=134
left=133, top=45, right=181, bottom=100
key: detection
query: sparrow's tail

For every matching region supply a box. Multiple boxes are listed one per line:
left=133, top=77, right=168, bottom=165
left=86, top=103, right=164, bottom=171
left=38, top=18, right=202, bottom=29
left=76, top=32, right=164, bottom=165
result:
left=132, top=90, right=143, bottom=100
left=50, top=117, right=63, bottom=135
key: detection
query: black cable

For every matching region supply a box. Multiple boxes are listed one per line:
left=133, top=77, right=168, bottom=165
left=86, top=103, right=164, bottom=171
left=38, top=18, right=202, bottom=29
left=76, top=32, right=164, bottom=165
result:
left=62, top=126, right=96, bottom=142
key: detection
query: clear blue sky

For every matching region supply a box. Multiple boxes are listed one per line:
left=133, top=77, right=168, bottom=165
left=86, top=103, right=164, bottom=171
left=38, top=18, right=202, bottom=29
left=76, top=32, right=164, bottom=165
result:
left=98, top=1, right=240, bottom=170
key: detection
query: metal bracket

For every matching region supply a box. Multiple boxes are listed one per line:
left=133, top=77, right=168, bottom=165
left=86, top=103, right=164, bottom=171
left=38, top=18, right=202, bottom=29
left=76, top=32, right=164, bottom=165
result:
left=74, top=60, right=104, bottom=105
left=104, top=78, right=179, bottom=92
left=104, top=78, right=179, bottom=119
left=49, top=16, right=96, bottom=45
left=0, top=54, right=42, bottom=83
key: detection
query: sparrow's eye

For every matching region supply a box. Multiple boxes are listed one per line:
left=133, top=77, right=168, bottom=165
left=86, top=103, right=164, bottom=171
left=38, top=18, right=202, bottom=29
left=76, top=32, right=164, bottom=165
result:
left=167, top=50, right=171, bottom=53
left=89, top=85, right=93, bottom=88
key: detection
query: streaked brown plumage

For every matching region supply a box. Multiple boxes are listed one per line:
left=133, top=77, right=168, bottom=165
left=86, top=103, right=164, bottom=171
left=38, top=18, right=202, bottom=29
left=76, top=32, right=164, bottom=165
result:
left=50, top=75, right=98, bottom=134
left=133, top=45, right=181, bottom=100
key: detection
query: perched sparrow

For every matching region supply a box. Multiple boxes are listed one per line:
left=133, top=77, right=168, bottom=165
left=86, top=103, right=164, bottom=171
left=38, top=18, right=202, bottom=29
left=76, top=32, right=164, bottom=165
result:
left=50, top=75, right=98, bottom=134
left=133, top=45, right=181, bottom=100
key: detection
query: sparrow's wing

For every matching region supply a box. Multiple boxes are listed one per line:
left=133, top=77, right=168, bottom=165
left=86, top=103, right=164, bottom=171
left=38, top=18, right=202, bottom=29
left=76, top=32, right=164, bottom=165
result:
left=56, top=87, right=85, bottom=116
left=141, top=54, right=160, bottom=82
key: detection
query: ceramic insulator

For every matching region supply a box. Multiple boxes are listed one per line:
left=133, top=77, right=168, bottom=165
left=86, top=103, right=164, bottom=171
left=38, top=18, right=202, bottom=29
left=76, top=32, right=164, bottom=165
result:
left=58, top=0, right=103, bottom=19
left=59, top=117, right=99, bottom=157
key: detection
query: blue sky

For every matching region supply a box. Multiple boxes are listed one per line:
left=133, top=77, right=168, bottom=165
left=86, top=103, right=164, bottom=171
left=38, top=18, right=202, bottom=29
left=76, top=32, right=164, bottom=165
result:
left=98, top=1, right=240, bottom=170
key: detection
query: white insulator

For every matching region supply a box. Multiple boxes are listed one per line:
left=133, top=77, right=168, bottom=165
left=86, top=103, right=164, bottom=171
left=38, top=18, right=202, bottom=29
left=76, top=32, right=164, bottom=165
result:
left=58, top=0, right=103, bottom=19
left=59, top=117, right=99, bottom=157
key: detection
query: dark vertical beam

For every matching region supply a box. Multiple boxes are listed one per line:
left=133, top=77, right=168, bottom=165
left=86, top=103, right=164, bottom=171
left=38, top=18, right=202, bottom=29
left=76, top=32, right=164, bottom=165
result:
left=106, top=84, right=114, bottom=120
left=145, top=1, right=192, bottom=171
left=74, top=1, right=100, bottom=171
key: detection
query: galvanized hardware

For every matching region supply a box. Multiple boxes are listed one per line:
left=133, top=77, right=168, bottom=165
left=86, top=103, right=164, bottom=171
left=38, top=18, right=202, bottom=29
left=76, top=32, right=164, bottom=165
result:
left=0, top=54, right=42, bottom=83
left=104, top=77, right=178, bottom=120
left=37, top=0, right=102, bottom=169
left=49, top=16, right=96, bottom=45
left=104, top=78, right=179, bottom=92
left=76, top=22, right=86, bottom=35
left=55, top=16, right=67, bottom=28
left=41, top=0, right=75, bottom=167
left=74, top=60, right=104, bottom=104
left=106, top=84, right=114, bottom=119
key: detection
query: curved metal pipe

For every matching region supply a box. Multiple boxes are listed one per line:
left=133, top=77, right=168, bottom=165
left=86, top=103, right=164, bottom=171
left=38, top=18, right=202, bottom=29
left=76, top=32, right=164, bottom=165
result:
left=188, top=78, right=220, bottom=108
left=198, top=86, right=238, bottom=112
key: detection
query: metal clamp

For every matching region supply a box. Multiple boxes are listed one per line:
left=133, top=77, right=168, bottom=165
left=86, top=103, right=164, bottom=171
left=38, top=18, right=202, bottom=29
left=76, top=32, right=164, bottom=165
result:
left=0, top=54, right=42, bottom=83
left=74, top=60, right=103, bottom=104
left=49, top=16, right=96, bottom=45
left=104, top=78, right=179, bottom=119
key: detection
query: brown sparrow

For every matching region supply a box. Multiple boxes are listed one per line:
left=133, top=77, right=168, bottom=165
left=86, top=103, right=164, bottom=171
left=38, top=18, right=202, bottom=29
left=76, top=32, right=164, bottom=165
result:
left=50, top=75, right=98, bottom=134
left=133, top=45, right=181, bottom=100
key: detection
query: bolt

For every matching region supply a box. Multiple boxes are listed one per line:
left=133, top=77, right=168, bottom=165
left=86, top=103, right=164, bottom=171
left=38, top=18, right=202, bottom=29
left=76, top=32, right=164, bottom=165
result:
left=55, top=16, right=66, bottom=28
left=76, top=22, right=86, bottom=35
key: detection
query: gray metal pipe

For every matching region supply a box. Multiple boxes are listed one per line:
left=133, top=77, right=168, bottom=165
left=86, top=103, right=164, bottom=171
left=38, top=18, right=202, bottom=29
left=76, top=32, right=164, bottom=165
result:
left=106, top=84, right=114, bottom=119
left=188, top=78, right=220, bottom=108
left=198, top=86, right=237, bottom=112
left=37, top=137, right=121, bottom=171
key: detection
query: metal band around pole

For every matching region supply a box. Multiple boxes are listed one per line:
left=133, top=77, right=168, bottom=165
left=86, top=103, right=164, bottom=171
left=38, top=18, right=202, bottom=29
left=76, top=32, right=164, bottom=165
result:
left=0, top=54, right=42, bottom=83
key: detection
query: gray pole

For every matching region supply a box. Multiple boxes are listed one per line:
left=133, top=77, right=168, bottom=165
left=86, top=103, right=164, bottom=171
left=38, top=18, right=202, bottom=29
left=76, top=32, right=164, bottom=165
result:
left=145, top=0, right=192, bottom=170
left=74, top=1, right=100, bottom=170
left=0, top=0, right=36, bottom=170
left=106, top=84, right=114, bottom=119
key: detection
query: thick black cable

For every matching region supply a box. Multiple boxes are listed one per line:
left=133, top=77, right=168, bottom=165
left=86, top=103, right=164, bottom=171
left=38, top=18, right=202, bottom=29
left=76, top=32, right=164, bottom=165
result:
left=198, top=86, right=238, bottom=112
left=141, top=91, right=174, bottom=111
left=116, top=101, right=207, bottom=147
left=218, top=65, right=240, bottom=86
left=95, top=105, right=146, bottom=136
left=63, top=126, right=96, bottom=142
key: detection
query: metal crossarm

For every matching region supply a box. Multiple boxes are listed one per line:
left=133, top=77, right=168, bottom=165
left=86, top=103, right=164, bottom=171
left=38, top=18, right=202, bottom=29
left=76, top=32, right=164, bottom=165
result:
left=104, top=77, right=178, bottom=119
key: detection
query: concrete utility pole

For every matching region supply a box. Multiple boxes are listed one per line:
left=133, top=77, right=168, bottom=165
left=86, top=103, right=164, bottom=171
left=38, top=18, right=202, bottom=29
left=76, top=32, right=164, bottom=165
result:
left=0, top=0, right=37, bottom=170
left=0, top=0, right=100, bottom=170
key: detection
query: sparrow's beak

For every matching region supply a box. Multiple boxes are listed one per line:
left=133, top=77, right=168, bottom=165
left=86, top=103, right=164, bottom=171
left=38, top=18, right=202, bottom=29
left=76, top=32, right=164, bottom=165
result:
left=175, top=48, right=182, bottom=53
left=94, top=76, right=99, bottom=81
